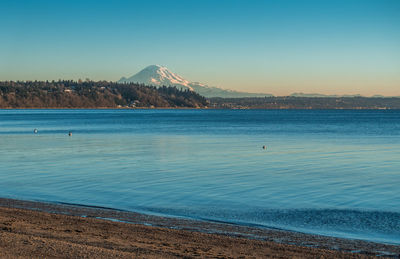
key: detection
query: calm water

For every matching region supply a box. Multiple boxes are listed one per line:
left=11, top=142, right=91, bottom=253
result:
left=0, top=109, right=399, bottom=243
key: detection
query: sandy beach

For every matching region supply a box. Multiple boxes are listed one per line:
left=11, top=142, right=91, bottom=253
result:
left=0, top=198, right=399, bottom=258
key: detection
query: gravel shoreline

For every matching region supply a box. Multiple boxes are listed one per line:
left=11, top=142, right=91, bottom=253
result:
left=0, top=198, right=399, bottom=258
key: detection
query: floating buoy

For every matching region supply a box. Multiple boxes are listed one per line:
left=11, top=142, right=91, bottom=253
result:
left=34, top=129, right=38, bottom=134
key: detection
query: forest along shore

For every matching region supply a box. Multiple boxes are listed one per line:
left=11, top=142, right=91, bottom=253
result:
left=1, top=198, right=399, bottom=258
left=0, top=81, right=208, bottom=108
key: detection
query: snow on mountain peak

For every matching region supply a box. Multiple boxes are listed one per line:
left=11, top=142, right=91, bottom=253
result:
left=119, top=65, right=192, bottom=90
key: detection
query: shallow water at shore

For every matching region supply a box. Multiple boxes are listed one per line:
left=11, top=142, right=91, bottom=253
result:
left=0, top=109, right=399, bottom=243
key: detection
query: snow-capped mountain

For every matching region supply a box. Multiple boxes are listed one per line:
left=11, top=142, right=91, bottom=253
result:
left=119, top=65, right=193, bottom=91
left=118, top=65, right=272, bottom=98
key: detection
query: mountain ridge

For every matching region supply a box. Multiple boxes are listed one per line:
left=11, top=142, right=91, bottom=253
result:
left=118, top=65, right=272, bottom=98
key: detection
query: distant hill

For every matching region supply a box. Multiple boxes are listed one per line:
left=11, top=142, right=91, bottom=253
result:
left=290, top=93, right=364, bottom=98
left=119, top=65, right=272, bottom=98
left=209, top=96, right=400, bottom=109
left=0, top=81, right=208, bottom=108
left=289, top=93, right=400, bottom=98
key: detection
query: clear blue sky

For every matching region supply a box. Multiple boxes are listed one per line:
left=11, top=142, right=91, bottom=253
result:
left=1, top=0, right=399, bottom=96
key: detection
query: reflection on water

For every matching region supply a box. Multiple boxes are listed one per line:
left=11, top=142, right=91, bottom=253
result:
left=0, top=109, right=399, bottom=243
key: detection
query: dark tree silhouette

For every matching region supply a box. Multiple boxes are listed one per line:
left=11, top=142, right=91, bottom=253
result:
left=0, top=81, right=208, bottom=108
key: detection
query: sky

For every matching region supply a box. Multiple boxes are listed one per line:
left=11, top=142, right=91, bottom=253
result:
left=1, top=0, right=399, bottom=96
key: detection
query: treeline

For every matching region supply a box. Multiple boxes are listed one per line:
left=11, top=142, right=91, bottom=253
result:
left=0, top=80, right=208, bottom=108
left=209, top=96, right=400, bottom=109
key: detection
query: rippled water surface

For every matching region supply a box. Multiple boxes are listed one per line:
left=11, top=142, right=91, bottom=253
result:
left=0, top=109, right=399, bottom=243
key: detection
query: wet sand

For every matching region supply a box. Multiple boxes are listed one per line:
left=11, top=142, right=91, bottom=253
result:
left=0, top=198, right=399, bottom=258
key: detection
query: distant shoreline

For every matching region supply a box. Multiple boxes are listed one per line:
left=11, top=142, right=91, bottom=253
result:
left=1, top=81, right=399, bottom=109
left=0, top=197, right=399, bottom=258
